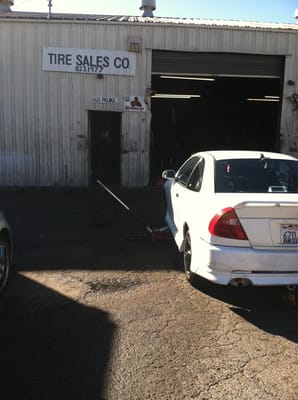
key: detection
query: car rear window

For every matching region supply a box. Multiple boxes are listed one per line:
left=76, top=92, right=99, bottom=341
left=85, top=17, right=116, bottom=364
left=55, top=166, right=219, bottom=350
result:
left=215, top=158, right=298, bottom=193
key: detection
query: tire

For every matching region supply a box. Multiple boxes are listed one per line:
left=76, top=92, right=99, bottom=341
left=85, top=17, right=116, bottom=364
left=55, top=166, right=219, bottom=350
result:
left=0, top=232, right=11, bottom=293
left=183, top=230, right=196, bottom=285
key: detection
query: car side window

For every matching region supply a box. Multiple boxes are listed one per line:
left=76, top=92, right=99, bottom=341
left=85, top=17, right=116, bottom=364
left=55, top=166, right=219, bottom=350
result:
left=176, top=157, right=199, bottom=186
left=187, top=158, right=205, bottom=192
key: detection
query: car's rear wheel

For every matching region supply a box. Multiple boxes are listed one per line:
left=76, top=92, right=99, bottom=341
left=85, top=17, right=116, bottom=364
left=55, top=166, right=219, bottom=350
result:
left=0, top=232, right=11, bottom=293
left=183, top=230, right=196, bottom=285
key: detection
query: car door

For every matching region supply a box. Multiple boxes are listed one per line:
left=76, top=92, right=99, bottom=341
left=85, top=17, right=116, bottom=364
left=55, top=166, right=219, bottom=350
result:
left=171, top=156, right=202, bottom=232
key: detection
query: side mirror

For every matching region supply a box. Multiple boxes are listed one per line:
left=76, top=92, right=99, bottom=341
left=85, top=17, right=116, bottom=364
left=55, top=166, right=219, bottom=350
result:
left=162, top=169, right=176, bottom=179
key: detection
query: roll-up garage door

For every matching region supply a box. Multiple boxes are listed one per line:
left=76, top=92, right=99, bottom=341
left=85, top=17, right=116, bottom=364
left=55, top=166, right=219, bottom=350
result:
left=152, top=50, right=284, bottom=78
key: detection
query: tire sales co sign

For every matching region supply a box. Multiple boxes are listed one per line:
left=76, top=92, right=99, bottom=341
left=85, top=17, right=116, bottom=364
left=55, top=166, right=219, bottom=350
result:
left=42, top=47, right=136, bottom=76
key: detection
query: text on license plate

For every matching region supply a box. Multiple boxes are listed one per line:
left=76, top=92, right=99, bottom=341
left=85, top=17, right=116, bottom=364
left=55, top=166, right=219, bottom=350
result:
left=281, top=224, right=298, bottom=244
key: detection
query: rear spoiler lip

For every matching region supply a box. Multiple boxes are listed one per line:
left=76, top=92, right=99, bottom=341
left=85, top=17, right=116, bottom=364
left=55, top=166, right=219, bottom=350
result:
left=234, top=201, right=298, bottom=208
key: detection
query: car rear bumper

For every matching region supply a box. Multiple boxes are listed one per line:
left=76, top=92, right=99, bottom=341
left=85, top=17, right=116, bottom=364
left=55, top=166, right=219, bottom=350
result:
left=192, top=242, right=298, bottom=286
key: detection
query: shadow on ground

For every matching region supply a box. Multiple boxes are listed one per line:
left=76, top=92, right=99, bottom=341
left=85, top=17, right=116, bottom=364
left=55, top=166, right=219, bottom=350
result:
left=0, top=273, right=115, bottom=400
left=192, top=277, right=298, bottom=343
left=0, top=187, right=178, bottom=271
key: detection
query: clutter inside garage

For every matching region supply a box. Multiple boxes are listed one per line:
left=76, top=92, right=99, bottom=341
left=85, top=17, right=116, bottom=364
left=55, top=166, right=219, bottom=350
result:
left=150, top=74, right=281, bottom=181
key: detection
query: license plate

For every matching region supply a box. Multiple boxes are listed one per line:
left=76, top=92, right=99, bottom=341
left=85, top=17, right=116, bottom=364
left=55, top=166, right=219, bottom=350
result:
left=281, top=224, right=298, bottom=244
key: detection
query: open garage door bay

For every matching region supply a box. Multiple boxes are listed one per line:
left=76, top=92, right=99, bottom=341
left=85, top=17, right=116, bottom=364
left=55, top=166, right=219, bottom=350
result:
left=150, top=51, right=284, bottom=181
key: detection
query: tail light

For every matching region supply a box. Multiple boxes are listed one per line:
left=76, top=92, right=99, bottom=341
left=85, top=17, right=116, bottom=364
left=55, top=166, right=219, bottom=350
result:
left=208, top=207, right=248, bottom=240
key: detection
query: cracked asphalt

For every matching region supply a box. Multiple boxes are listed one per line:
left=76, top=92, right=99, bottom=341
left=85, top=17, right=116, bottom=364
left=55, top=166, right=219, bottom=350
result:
left=0, top=187, right=297, bottom=400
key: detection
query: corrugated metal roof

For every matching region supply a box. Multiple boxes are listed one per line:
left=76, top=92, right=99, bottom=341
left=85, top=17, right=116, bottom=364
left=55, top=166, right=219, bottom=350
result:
left=1, top=11, right=298, bottom=31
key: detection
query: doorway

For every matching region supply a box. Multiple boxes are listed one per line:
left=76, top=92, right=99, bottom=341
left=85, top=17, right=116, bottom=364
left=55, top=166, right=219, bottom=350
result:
left=89, top=111, right=121, bottom=185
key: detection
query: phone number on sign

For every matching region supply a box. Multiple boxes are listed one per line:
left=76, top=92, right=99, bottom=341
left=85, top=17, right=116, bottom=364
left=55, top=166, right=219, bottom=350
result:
left=75, top=65, right=104, bottom=73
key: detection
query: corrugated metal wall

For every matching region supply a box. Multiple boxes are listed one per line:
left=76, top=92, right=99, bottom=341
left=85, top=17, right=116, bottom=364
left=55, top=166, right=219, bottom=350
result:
left=0, top=19, right=152, bottom=186
left=0, top=17, right=297, bottom=187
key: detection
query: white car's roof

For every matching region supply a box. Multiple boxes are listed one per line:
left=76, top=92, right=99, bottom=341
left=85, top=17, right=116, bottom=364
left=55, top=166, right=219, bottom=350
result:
left=193, top=150, right=298, bottom=161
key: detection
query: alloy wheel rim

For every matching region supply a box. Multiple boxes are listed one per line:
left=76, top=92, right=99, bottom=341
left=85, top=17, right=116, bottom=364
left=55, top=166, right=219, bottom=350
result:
left=0, top=244, right=8, bottom=285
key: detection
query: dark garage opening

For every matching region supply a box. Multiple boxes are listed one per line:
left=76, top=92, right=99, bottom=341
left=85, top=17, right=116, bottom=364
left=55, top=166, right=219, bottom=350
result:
left=149, top=51, right=284, bottom=183
left=150, top=75, right=282, bottom=182
left=89, top=111, right=121, bottom=185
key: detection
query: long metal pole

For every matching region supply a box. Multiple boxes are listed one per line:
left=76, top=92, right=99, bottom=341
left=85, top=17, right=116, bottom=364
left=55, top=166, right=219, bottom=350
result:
left=96, top=179, right=152, bottom=233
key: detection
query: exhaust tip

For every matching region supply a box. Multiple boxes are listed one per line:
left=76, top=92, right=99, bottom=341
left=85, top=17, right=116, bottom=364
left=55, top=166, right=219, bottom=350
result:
left=229, top=278, right=252, bottom=288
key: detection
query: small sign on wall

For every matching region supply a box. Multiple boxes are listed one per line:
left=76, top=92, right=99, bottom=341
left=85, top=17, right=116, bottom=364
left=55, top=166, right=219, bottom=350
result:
left=128, top=37, right=142, bottom=52
left=92, top=97, right=119, bottom=105
left=124, top=96, right=146, bottom=112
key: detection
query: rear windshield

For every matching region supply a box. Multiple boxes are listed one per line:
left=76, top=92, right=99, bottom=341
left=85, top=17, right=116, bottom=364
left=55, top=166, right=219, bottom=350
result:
left=215, top=158, right=298, bottom=193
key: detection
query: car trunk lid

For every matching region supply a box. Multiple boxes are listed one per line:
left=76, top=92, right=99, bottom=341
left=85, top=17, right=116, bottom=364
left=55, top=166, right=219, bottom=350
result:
left=234, top=199, right=298, bottom=249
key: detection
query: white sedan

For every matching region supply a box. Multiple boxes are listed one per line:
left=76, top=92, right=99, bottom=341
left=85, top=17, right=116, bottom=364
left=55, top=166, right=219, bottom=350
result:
left=162, top=150, right=298, bottom=287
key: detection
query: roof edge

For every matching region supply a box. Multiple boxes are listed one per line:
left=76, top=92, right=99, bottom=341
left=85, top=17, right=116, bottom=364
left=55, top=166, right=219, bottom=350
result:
left=1, top=11, right=298, bottom=31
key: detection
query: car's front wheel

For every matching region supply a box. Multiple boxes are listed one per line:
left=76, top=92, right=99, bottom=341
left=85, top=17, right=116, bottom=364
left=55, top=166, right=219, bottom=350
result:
left=0, top=232, right=11, bottom=293
left=183, top=230, right=196, bottom=285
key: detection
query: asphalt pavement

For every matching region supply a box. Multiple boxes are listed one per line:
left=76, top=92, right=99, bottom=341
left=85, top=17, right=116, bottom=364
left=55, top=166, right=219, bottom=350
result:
left=0, top=186, right=297, bottom=400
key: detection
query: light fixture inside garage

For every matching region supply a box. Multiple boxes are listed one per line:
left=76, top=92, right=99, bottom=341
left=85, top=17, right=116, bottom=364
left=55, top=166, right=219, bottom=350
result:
left=152, top=94, right=201, bottom=99
left=247, top=95, right=280, bottom=102
left=160, top=75, right=215, bottom=82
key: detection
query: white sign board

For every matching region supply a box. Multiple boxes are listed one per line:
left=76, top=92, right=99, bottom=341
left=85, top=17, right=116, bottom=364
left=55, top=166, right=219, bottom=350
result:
left=124, top=96, right=146, bottom=112
left=92, top=97, right=119, bottom=105
left=42, top=47, right=136, bottom=76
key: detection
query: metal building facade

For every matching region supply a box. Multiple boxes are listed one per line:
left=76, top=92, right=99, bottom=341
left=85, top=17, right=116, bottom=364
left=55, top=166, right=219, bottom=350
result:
left=0, top=13, right=298, bottom=187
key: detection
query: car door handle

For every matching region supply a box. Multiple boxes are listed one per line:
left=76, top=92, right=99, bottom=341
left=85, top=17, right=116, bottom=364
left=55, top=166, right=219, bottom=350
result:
left=176, top=193, right=179, bottom=197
